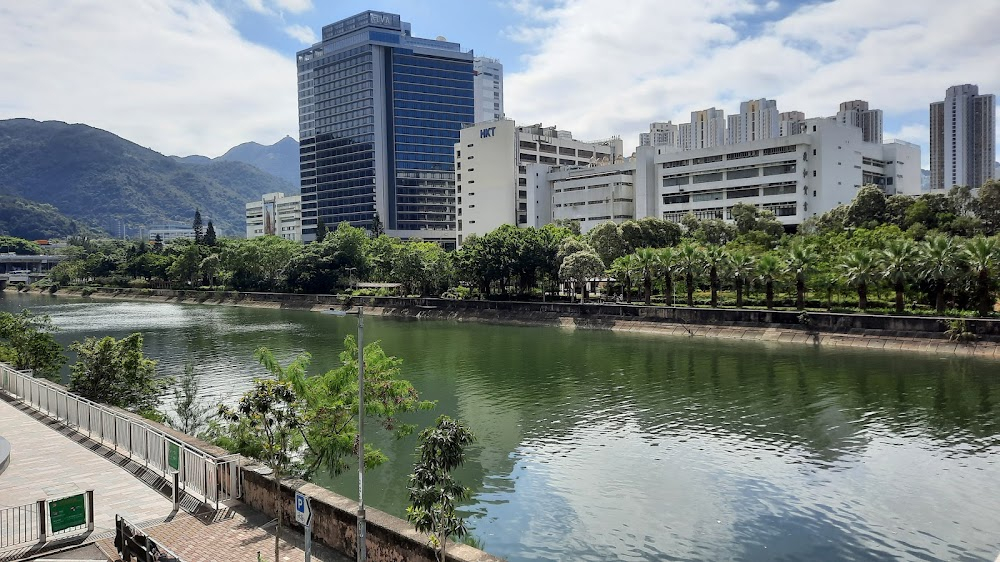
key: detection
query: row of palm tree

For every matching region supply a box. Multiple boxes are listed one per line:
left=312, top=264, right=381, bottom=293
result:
left=608, top=235, right=1000, bottom=315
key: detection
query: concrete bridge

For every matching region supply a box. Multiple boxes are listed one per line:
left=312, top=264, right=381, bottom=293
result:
left=0, top=254, right=68, bottom=287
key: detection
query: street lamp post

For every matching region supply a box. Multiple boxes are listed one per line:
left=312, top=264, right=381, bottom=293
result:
left=322, top=306, right=366, bottom=562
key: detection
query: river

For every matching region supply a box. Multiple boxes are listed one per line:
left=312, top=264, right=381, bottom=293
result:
left=3, top=292, right=999, bottom=561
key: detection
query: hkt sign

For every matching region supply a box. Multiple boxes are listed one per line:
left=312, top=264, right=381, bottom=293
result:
left=480, top=127, right=496, bottom=138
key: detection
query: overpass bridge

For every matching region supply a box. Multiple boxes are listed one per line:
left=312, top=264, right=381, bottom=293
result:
left=0, top=254, right=68, bottom=287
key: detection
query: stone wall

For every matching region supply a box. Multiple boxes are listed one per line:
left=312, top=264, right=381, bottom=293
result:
left=239, top=468, right=503, bottom=562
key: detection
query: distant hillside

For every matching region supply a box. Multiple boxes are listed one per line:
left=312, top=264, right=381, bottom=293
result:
left=0, top=194, right=102, bottom=240
left=173, top=136, right=300, bottom=186
left=0, top=119, right=295, bottom=236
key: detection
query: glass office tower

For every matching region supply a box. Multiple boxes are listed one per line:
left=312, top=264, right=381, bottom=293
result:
left=296, top=11, right=474, bottom=245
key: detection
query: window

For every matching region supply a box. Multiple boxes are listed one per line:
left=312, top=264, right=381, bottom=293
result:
left=559, top=147, right=576, bottom=156
left=692, top=155, right=724, bottom=165
left=540, top=156, right=556, bottom=164
left=727, top=187, right=759, bottom=199
left=812, top=170, right=817, bottom=177
left=663, top=193, right=690, bottom=205
left=519, top=190, right=527, bottom=198
left=727, top=168, right=759, bottom=180
left=518, top=178, right=527, bottom=186
left=726, top=149, right=760, bottom=160
left=692, top=172, right=723, bottom=184
left=692, top=190, right=723, bottom=202
left=664, top=159, right=689, bottom=168
left=578, top=150, right=593, bottom=158
left=762, top=145, right=796, bottom=156
left=763, top=163, right=796, bottom=176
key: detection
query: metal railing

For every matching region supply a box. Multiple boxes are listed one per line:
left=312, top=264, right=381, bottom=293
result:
left=0, top=363, right=240, bottom=509
left=115, top=515, right=184, bottom=562
left=0, top=502, right=40, bottom=548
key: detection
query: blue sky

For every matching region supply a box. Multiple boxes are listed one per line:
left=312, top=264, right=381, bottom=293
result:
left=1, top=0, right=998, bottom=167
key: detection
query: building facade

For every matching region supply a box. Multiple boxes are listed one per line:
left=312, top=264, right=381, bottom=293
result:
left=147, top=224, right=196, bottom=243
left=929, top=84, right=996, bottom=191
left=473, top=57, right=503, bottom=123
left=296, top=11, right=474, bottom=245
left=639, top=121, right=680, bottom=148
left=246, top=192, right=302, bottom=241
left=454, top=119, right=623, bottom=243
left=779, top=111, right=807, bottom=137
left=727, top=98, right=779, bottom=145
left=690, top=108, right=727, bottom=150
left=654, top=118, right=920, bottom=227
left=836, top=100, right=883, bottom=144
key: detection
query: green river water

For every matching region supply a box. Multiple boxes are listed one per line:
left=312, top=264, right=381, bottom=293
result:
left=3, top=292, right=999, bottom=561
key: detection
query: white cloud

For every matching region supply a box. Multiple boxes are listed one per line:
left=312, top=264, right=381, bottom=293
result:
left=243, top=0, right=269, bottom=14
left=242, top=0, right=312, bottom=16
left=283, top=23, right=316, bottom=44
left=504, top=0, right=1000, bottom=158
left=273, top=0, right=312, bottom=14
left=0, top=0, right=298, bottom=157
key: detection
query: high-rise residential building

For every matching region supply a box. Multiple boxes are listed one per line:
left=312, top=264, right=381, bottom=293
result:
left=836, top=100, right=883, bottom=144
left=296, top=11, right=474, bottom=245
left=930, top=84, right=996, bottom=191
left=473, top=57, right=504, bottom=123
left=727, top=99, right=779, bottom=145
left=677, top=123, right=693, bottom=151
left=689, top=108, right=726, bottom=150
left=779, top=111, right=807, bottom=137
left=246, top=192, right=302, bottom=241
left=639, top=121, right=679, bottom=148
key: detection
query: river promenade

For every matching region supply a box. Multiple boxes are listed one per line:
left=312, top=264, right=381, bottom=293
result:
left=38, top=286, right=1000, bottom=360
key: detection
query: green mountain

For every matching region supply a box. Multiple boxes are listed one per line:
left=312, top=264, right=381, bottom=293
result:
left=0, top=195, right=102, bottom=240
left=171, top=136, right=300, bottom=186
left=0, top=119, right=295, bottom=237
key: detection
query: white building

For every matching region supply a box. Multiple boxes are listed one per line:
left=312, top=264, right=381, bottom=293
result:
left=836, top=100, right=883, bottom=144
left=779, top=111, right=807, bottom=137
left=473, top=57, right=504, bottom=123
left=726, top=99, right=779, bottom=145
left=455, top=119, right=623, bottom=243
left=246, top=192, right=302, bottom=241
left=535, top=159, right=639, bottom=234
left=929, top=84, right=996, bottom=190
left=148, top=223, right=196, bottom=243
left=639, top=121, right=680, bottom=148
left=689, top=108, right=727, bottom=150
left=654, top=118, right=920, bottom=227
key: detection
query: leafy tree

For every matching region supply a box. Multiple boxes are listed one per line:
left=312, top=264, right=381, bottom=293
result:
left=588, top=222, right=626, bottom=267
left=884, top=195, right=914, bottom=228
left=559, top=250, right=604, bottom=302
left=918, top=235, right=959, bottom=314
left=167, top=241, right=204, bottom=286
left=727, top=249, right=755, bottom=308
left=963, top=236, right=999, bottom=316
left=0, top=310, right=65, bottom=378
left=152, top=234, right=163, bottom=252
left=406, top=416, right=476, bottom=562
left=841, top=249, right=878, bottom=311
left=203, top=221, right=217, bottom=247
left=552, top=218, right=581, bottom=236
left=787, top=241, right=817, bottom=309
left=881, top=239, right=918, bottom=313
left=218, top=379, right=300, bottom=562
left=315, top=217, right=328, bottom=243
left=975, top=180, right=1000, bottom=235
left=0, top=235, right=42, bottom=255
left=69, top=333, right=167, bottom=416
left=192, top=209, right=204, bottom=244
left=370, top=213, right=384, bottom=237
left=675, top=242, right=703, bottom=306
left=169, top=363, right=211, bottom=436
left=633, top=248, right=658, bottom=305
left=846, top=185, right=887, bottom=228
left=221, top=236, right=300, bottom=291
left=757, top=253, right=782, bottom=309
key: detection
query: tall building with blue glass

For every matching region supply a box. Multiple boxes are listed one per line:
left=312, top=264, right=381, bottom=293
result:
left=296, top=11, right=474, bottom=245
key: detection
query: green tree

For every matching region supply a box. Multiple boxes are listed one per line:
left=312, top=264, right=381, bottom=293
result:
left=918, top=235, right=959, bottom=314
left=587, top=222, right=626, bottom=267
left=757, top=253, right=782, bottom=309
left=221, top=236, right=300, bottom=291
left=69, top=333, right=166, bottom=416
left=218, top=379, right=299, bottom=562
left=975, top=180, right=1000, bottom=235
left=0, top=310, right=65, bottom=378
left=703, top=244, right=726, bottom=307
left=962, top=236, right=999, bottom=316
left=0, top=235, right=42, bottom=255
left=192, top=209, right=204, bottom=244
left=881, top=238, right=917, bottom=313
left=675, top=242, right=703, bottom=306
left=314, top=217, right=328, bottom=242
left=846, top=185, right=887, bottom=228
left=169, top=363, right=212, bottom=436
left=608, top=255, right=637, bottom=303
left=787, top=241, right=817, bottom=309
left=633, top=247, right=658, bottom=305
left=841, top=248, right=878, bottom=311
left=657, top=247, right=677, bottom=306
left=370, top=213, right=384, bottom=237
left=727, top=249, right=755, bottom=308
left=559, top=250, right=604, bottom=302
left=203, top=220, right=217, bottom=247
left=406, top=416, right=476, bottom=562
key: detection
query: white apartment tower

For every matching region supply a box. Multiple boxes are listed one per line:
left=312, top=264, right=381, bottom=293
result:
left=690, top=108, right=726, bottom=150
left=639, top=121, right=680, bottom=148
left=779, top=111, right=807, bottom=137
left=930, top=84, right=996, bottom=190
left=727, top=98, right=779, bottom=145
left=474, top=57, right=504, bottom=123
left=836, top=100, right=883, bottom=144
left=246, top=192, right=302, bottom=241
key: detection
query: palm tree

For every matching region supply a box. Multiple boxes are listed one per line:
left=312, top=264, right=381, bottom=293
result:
left=676, top=242, right=703, bottom=307
left=757, top=253, right=782, bottom=309
left=634, top=248, right=658, bottom=305
left=786, top=241, right=817, bottom=310
left=703, top=244, right=726, bottom=307
left=841, top=248, right=878, bottom=311
left=657, top=247, right=676, bottom=306
left=881, top=238, right=918, bottom=314
left=918, top=235, right=959, bottom=314
left=609, top=255, right=636, bottom=303
left=727, top=249, right=756, bottom=308
left=963, top=236, right=999, bottom=316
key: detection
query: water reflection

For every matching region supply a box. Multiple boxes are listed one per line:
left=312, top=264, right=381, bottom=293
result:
left=3, top=292, right=998, bottom=561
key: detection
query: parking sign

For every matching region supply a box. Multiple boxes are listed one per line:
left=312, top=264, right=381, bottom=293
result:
left=295, top=491, right=311, bottom=526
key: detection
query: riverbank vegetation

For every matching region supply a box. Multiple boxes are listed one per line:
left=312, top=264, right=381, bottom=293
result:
left=23, top=181, right=1000, bottom=317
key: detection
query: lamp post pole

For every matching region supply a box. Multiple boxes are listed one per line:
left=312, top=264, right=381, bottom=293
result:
left=356, top=306, right=366, bottom=562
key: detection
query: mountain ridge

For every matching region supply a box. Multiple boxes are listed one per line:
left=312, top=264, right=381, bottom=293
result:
left=172, top=135, right=300, bottom=185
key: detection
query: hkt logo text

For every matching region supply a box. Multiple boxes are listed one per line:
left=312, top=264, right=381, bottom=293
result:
left=480, top=127, right=496, bottom=138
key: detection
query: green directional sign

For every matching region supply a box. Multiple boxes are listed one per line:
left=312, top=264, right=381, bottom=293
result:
left=168, top=442, right=180, bottom=471
left=49, top=493, right=86, bottom=533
